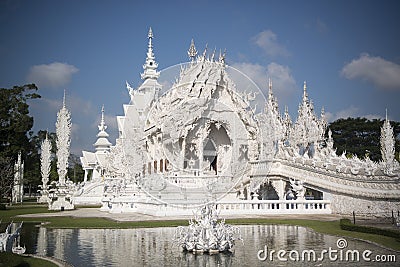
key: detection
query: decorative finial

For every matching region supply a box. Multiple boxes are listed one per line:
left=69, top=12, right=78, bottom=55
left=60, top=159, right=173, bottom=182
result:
left=211, top=47, right=216, bottom=61
left=303, top=81, right=308, bottom=102
left=63, top=89, right=66, bottom=108
left=385, top=108, right=388, bottom=121
left=99, top=105, right=107, bottom=132
left=188, top=39, right=198, bottom=61
left=141, top=27, right=159, bottom=80
left=269, top=78, right=272, bottom=91
left=219, top=48, right=226, bottom=65
left=202, top=44, right=208, bottom=61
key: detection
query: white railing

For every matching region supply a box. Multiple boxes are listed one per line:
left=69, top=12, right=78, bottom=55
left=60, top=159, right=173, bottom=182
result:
left=106, top=199, right=331, bottom=215
left=215, top=200, right=331, bottom=215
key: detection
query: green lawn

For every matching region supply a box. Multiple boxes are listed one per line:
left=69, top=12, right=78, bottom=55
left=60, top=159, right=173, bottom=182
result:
left=0, top=252, right=58, bottom=267
left=1, top=204, right=399, bottom=251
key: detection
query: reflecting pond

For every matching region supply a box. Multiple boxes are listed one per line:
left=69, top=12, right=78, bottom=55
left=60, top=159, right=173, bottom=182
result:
left=14, top=223, right=400, bottom=266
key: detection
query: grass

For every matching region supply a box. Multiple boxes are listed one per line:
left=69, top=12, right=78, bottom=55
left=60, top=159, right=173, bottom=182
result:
left=1, top=204, right=399, bottom=251
left=0, top=252, right=58, bottom=267
left=225, top=218, right=400, bottom=251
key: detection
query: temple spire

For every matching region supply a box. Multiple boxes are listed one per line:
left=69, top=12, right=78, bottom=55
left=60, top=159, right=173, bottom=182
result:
left=380, top=109, right=397, bottom=174
left=268, top=78, right=273, bottom=95
left=141, top=27, right=160, bottom=80
left=99, top=105, right=107, bottom=132
left=94, top=105, right=111, bottom=152
left=188, top=39, right=198, bottom=61
left=385, top=108, right=388, bottom=121
left=303, top=81, right=308, bottom=102
left=63, top=89, right=66, bottom=108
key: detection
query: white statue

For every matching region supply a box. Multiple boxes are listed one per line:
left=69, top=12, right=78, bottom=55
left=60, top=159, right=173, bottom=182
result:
left=12, top=152, right=24, bottom=203
left=49, top=91, right=74, bottom=211
left=38, top=134, right=52, bottom=204
left=290, top=178, right=306, bottom=200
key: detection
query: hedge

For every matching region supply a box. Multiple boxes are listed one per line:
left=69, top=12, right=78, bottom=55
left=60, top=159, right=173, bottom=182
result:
left=340, top=218, right=400, bottom=239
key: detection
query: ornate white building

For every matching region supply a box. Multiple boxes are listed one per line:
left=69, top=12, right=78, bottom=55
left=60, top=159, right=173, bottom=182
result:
left=77, top=28, right=400, bottom=216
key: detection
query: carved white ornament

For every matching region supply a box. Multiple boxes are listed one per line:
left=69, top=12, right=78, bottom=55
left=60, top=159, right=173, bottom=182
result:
left=56, top=93, right=71, bottom=185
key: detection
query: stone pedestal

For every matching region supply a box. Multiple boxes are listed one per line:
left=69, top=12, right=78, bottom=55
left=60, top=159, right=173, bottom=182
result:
left=49, top=185, right=74, bottom=211
left=49, top=195, right=74, bottom=210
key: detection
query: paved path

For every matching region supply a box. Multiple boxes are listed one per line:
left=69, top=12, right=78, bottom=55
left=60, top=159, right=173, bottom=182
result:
left=25, top=254, right=73, bottom=267
left=18, top=207, right=342, bottom=222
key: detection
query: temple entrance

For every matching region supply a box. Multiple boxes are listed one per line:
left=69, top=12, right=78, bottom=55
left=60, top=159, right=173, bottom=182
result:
left=203, top=123, right=231, bottom=175
left=258, top=181, right=279, bottom=200
left=203, top=139, right=217, bottom=174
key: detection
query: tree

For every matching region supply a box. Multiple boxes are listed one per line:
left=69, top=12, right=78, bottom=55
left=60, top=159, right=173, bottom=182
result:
left=0, top=156, right=14, bottom=204
left=0, top=84, right=41, bottom=198
left=328, top=117, right=400, bottom=162
left=0, top=84, right=40, bottom=159
left=68, top=154, right=84, bottom=183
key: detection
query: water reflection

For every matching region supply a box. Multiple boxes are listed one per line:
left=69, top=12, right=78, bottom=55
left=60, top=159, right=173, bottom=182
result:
left=11, top=224, right=400, bottom=266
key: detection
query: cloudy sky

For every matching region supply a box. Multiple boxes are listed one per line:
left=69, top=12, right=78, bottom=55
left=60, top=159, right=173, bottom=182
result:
left=1, top=0, right=399, bottom=154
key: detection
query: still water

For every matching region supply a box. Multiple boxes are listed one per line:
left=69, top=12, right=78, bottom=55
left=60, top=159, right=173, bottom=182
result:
left=16, top=223, right=399, bottom=266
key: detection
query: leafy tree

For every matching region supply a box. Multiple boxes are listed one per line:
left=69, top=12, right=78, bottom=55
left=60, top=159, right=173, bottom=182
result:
left=0, top=156, right=14, bottom=204
left=0, top=84, right=40, bottom=199
left=68, top=154, right=84, bottom=183
left=328, top=117, right=400, bottom=162
left=0, top=84, right=40, bottom=159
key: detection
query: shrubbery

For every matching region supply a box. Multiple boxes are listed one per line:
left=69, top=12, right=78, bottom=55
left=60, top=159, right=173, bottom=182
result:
left=340, top=218, right=400, bottom=239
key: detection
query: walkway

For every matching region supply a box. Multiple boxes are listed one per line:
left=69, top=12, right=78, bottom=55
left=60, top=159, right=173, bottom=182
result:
left=18, top=207, right=342, bottom=222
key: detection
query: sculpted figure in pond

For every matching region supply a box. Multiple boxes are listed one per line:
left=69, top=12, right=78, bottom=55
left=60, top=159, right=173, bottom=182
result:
left=174, top=205, right=242, bottom=254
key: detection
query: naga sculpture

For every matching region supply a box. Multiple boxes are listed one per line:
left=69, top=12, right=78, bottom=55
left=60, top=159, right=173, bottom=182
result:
left=174, top=205, right=242, bottom=254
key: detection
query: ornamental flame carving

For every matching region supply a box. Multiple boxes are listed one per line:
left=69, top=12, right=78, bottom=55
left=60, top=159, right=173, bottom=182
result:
left=56, top=93, right=71, bottom=185
left=380, top=112, right=398, bottom=175
left=40, top=134, right=52, bottom=190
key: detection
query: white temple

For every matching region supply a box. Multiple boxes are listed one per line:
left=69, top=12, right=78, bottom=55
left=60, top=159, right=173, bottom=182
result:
left=76, top=28, right=400, bottom=216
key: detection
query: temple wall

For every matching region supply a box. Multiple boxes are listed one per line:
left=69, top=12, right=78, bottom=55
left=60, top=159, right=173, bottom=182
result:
left=330, top=193, right=400, bottom=217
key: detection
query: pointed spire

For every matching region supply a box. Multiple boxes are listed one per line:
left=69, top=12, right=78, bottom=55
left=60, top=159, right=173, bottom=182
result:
left=380, top=109, right=397, bottom=174
left=62, top=89, right=66, bottom=109
left=219, top=48, right=226, bottom=65
left=94, top=105, right=111, bottom=152
left=202, top=44, right=208, bottom=61
left=268, top=78, right=273, bottom=94
left=303, top=81, right=308, bottom=102
left=211, top=47, right=216, bottom=61
left=385, top=108, right=388, bottom=121
left=99, top=105, right=107, bottom=132
left=188, top=39, right=198, bottom=61
left=141, top=27, right=159, bottom=80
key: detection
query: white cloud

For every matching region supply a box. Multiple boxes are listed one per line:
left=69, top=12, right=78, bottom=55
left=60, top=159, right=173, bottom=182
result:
left=325, top=106, right=383, bottom=122
left=252, top=30, right=290, bottom=57
left=27, top=62, right=79, bottom=88
left=91, top=112, right=118, bottom=133
left=265, top=62, right=297, bottom=97
left=325, top=106, right=359, bottom=122
left=341, top=54, right=400, bottom=90
left=230, top=62, right=296, bottom=108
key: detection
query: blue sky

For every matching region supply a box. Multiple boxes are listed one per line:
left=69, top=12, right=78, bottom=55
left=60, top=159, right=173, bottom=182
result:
left=1, top=0, right=400, bottom=154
